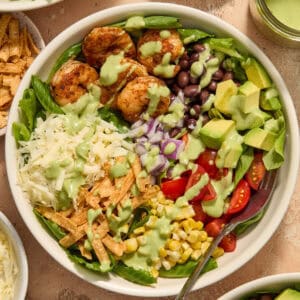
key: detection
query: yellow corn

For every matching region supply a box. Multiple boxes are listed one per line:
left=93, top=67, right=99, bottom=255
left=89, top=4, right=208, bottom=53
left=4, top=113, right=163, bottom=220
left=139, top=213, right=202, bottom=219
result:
left=137, top=235, right=146, bottom=246
left=207, top=237, right=213, bottom=242
left=167, top=240, right=181, bottom=251
left=212, top=247, right=225, bottom=258
left=172, top=233, right=180, bottom=241
left=171, top=222, right=180, bottom=231
left=187, top=230, right=201, bottom=244
left=191, top=241, right=202, bottom=250
left=150, top=209, right=157, bottom=215
left=198, top=230, right=208, bottom=242
left=119, top=224, right=129, bottom=235
left=151, top=268, right=159, bottom=278
left=157, top=204, right=164, bottom=216
left=162, top=260, right=171, bottom=270
left=178, top=229, right=187, bottom=240
left=146, top=216, right=158, bottom=228
left=159, top=247, right=168, bottom=258
left=181, top=242, right=190, bottom=251
left=201, top=241, right=210, bottom=254
left=124, top=238, right=138, bottom=253
left=181, top=219, right=194, bottom=232
left=167, top=250, right=181, bottom=262
left=194, top=221, right=204, bottom=230
left=181, top=248, right=193, bottom=263
left=191, top=249, right=202, bottom=261
left=133, top=226, right=145, bottom=235
left=175, top=207, right=195, bottom=220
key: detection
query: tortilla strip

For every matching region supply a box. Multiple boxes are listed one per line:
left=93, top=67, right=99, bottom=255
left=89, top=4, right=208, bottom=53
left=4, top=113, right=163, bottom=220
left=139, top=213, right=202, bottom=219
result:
left=0, top=111, right=8, bottom=128
left=76, top=187, right=89, bottom=209
left=78, top=243, right=92, bottom=260
left=0, top=88, right=11, bottom=107
left=8, top=18, right=20, bottom=58
left=130, top=156, right=151, bottom=192
left=92, top=237, right=110, bottom=264
left=26, top=29, right=40, bottom=55
left=21, top=27, right=31, bottom=57
left=0, top=62, right=23, bottom=74
left=59, top=223, right=88, bottom=248
left=70, top=207, right=89, bottom=226
left=94, top=218, right=109, bottom=239
left=102, top=235, right=125, bottom=257
left=2, top=75, right=20, bottom=96
left=86, top=194, right=101, bottom=209
left=91, top=177, right=115, bottom=199
left=0, top=15, right=11, bottom=47
left=110, top=169, right=134, bottom=206
left=59, top=208, right=74, bottom=218
left=0, top=41, right=9, bottom=62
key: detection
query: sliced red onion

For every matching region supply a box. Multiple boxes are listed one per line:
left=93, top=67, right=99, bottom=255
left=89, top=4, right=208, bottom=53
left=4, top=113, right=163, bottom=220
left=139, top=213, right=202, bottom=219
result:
left=136, top=136, right=148, bottom=143
left=128, top=123, right=148, bottom=138
left=131, top=119, right=144, bottom=130
left=135, top=143, right=147, bottom=156
left=149, top=155, right=169, bottom=176
left=147, top=118, right=160, bottom=136
left=161, top=139, right=185, bottom=160
left=149, top=130, right=164, bottom=144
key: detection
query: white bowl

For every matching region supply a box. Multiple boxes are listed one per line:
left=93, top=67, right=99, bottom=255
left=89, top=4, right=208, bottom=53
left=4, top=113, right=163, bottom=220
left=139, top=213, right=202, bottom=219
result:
left=0, top=12, right=45, bottom=137
left=4, top=3, right=300, bottom=298
left=0, top=212, right=28, bottom=300
left=219, top=273, right=300, bottom=299
left=0, top=0, right=63, bottom=12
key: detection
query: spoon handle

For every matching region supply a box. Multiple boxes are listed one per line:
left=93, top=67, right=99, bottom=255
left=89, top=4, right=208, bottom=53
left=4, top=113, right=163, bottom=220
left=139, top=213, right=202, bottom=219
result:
left=175, top=222, right=236, bottom=300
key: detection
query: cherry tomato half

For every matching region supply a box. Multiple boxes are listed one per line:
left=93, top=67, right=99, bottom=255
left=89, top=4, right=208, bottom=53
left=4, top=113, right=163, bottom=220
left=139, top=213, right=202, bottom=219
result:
left=197, top=149, right=228, bottom=180
left=245, top=152, right=266, bottom=190
left=227, top=179, right=251, bottom=214
left=205, top=218, right=226, bottom=238
left=161, top=177, right=188, bottom=200
left=192, top=204, right=211, bottom=224
left=219, top=233, right=237, bottom=252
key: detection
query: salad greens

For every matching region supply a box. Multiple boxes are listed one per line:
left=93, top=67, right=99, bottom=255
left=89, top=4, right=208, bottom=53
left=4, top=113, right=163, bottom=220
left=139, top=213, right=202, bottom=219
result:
left=234, top=147, right=254, bottom=187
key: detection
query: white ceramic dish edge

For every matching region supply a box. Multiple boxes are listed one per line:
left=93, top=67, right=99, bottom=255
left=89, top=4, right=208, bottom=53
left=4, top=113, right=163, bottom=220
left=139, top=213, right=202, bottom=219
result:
left=5, top=2, right=300, bottom=297
left=0, top=12, right=45, bottom=137
left=0, top=212, right=28, bottom=300
left=219, top=273, right=300, bottom=299
left=0, top=0, right=63, bottom=12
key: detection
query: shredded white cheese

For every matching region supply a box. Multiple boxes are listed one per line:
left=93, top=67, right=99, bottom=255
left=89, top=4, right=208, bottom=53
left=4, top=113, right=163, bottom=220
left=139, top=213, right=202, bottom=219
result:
left=0, top=229, right=18, bottom=300
left=17, top=112, right=133, bottom=209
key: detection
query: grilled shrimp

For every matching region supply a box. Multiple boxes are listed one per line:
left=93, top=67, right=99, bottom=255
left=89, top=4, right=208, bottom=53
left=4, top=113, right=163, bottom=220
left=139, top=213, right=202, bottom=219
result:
left=51, top=60, right=99, bottom=106
left=82, top=27, right=136, bottom=68
left=137, top=29, right=184, bottom=78
left=100, top=57, right=148, bottom=106
left=117, top=76, right=170, bottom=123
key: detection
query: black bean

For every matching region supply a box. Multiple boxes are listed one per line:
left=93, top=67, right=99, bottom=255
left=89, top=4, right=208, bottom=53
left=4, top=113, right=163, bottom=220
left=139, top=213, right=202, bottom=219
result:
left=193, top=43, right=205, bottom=53
left=189, top=75, right=199, bottom=85
left=182, top=51, right=189, bottom=60
left=169, top=127, right=180, bottom=138
left=164, top=78, right=175, bottom=86
left=201, top=113, right=210, bottom=125
left=192, top=104, right=201, bottom=115
left=177, top=71, right=189, bottom=88
left=223, top=71, right=234, bottom=81
left=199, top=89, right=210, bottom=103
left=183, top=85, right=200, bottom=98
left=208, top=80, right=217, bottom=92
left=183, top=114, right=190, bottom=125
left=190, top=52, right=199, bottom=61
left=171, top=83, right=182, bottom=95
left=187, top=118, right=197, bottom=130
left=179, top=59, right=189, bottom=70
left=212, top=69, right=224, bottom=81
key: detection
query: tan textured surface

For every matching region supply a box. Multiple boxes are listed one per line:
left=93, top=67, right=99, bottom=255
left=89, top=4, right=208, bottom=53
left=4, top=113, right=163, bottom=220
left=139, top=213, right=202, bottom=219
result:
left=0, top=0, right=299, bottom=299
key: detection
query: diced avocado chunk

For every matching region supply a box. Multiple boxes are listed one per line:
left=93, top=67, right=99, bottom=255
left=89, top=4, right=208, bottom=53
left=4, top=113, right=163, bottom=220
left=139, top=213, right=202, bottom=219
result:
left=242, top=57, right=272, bottom=89
left=199, top=119, right=235, bottom=149
left=260, top=87, right=282, bottom=111
left=275, top=288, right=300, bottom=300
left=214, top=79, right=238, bottom=114
left=216, top=131, right=243, bottom=168
left=238, top=81, right=260, bottom=113
left=244, top=128, right=277, bottom=151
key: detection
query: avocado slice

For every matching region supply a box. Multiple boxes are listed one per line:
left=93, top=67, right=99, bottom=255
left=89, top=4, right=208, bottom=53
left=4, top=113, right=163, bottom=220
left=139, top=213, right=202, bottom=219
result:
left=242, top=57, right=272, bottom=89
left=238, top=81, right=260, bottom=113
left=214, top=79, right=238, bottom=114
left=199, top=119, right=235, bottom=149
left=244, top=128, right=277, bottom=151
left=275, top=288, right=300, bottom=300
left=260, top=87, right=282, bottom=111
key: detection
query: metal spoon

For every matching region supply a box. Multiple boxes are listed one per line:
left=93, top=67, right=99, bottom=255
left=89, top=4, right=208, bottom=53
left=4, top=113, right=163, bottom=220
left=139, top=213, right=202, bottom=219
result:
left=176, top=170, right=278, bottom=300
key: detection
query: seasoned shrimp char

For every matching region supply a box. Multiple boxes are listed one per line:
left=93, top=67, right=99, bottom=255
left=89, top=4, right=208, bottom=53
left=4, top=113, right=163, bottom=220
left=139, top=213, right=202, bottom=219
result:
left=14, top=15, right=286, bottom=287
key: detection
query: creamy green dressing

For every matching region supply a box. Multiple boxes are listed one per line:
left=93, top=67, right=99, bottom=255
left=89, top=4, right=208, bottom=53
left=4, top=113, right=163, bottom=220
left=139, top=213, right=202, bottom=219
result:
left=122, top=173, right=209, bottom=271
left=75, top=142, right=90, bottom=160
left=163, top=142, right=176, bottom=155
left=110, top=162, right=130, bottom=178
left=125, top=16, right=146, bottom=30
left=146, top=83, right=170, bottom=115
left=190, top=46, right=210, bottom=78
left=154, top=52, right=176, bottom=78
left=140, top=41, right=162, bottom=57
left=99, top=52, right=129, bottom=86
left=179, top=134, right=205, bottom=165
left=160, top=30, right=171, bottom=39
left=200, top=57, right=219, bottom=88
left=159, top=101, right=185, bottom=127
left=266, top=0, right=300, bottom=30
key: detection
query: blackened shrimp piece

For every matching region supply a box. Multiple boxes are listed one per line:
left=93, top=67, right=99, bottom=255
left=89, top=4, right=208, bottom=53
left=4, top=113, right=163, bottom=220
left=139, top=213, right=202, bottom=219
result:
left=51, top=60, right=99, bottom=106
left=117, top=76, right=170, bottom=123
left=137, top=29, right=184, bottom=78
left=99, top=56, right=148, bottom=106
left=82, top=27, right=136, bottom=68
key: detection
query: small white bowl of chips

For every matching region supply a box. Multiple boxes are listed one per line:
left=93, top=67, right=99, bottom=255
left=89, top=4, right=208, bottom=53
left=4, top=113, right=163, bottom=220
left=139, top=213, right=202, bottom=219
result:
left=0, top=212, right=28, bottom=300
left=0, top=0, right=63, bottom=12
left=0, top=12, right=45, bottom=136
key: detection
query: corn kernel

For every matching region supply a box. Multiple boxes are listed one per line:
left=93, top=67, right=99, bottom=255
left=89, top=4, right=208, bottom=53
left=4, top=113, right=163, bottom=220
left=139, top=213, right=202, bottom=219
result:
left=212, top=247, right=225, bottom=258
left=154, top=260, right=162, bottom=270
left=169, top=260, right=176, bottom=268
left=167, top=251, right=181, bottom=262
left=171, top=222, right=180, bottom=231
left=124, top=238, right=138, bottom=253
left=172, top=233, right=180, bottom=241
left=137, top=235, right=146, bottom=246
left=191, top=241, right=202, bottom=250
left=133, top=226, right=145, bottom=235
left=150, top=209, right=157, bottom=215
left=162, top=260, right=171, bottom=270
left=168, top=240, right=181, bottom=251
left=159, top=247, right=167, bottom=258
left=178, top=230, right=187, bottom=240
left=176, top=206, right=196, bottom=220
left=207, top=237, right=213, bottom=242
left=146, top=216, right=158, bottom=228
left=181, top=242, right=190, bottom=251
left=181, top=248, right=193, bottom=263
left=151, top=268, right=159, bottom=278
left=181, top=219, right=192, bottom=232
left=157, top=204, right=164, bottom=216
left=191, top=250, right=202, bottom=261
left=187, top=230, right=201, bottom=244
left=198, top=231, right=208, bottom=242
left=194, top=221, right=204, bottom=230
left=201, top=241, right=210, bottom=255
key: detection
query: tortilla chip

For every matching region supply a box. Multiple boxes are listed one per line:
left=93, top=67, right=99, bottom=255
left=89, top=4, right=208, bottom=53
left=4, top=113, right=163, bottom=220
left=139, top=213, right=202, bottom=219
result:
left=2, top=74, right=20, bottom=96
left=59, top=223, right=87, bottom=248
left=0, top=111, right=8, bottom=128
left=0, top=87, right=12, bottom=107
left=102, top=235, right=125, bottom=257
left=92, top=237, right=110, bottom=264
left=21, top=27, right=31, bottom=57
left=78, top=243, right=92, bottom=260
left=0, top=39, right=9, bottom=62
left=0, top=62, right=24, bottom=74
left=26, top=29, right=39, bottom=56
left=8, top=18, right=20, bottom=58
left=0, top=15, right=11, bottom=47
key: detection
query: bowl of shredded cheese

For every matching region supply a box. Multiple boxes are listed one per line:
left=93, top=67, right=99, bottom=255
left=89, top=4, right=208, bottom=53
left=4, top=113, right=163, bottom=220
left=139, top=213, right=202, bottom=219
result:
left=0, top=212, right=28, bottom=300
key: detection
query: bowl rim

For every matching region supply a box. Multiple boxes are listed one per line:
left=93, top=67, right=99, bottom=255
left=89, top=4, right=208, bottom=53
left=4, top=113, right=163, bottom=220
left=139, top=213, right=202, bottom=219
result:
left=0, top=0, right=63, bottom=12
left=0, top=212, right=28, bottom=300
left=219, top=272, right=300, bottom=299
left=4, top=2, right=300, bottom=297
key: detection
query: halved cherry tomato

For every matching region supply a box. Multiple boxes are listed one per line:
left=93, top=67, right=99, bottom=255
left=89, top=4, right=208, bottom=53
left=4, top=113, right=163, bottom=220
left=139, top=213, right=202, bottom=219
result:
left=227, top=179, right=251, bottom=214
left=219, top=233, right=237, bottom=252
left=202, top=182, right=217, bottom=201
left=192, top=204, right=211, bottom=224
left=197, top=149, right=228, bottom=180
left=205, top=218, right=226, bottom=237
left=161, top=177, right=188, bottom=200
left=245, top=152, right=266, bottom=190
left=185, top=165, right=206, bottom=190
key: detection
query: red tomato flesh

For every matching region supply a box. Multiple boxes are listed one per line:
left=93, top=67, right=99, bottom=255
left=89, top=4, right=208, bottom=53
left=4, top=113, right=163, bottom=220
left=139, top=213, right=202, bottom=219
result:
left=192, top=204, right=211, bottom=224
left=161, top=177, right=188, bottom=200
left=227, top=179, right=251, bottom=214
left=205, top=218, right=226, bottom=237
left=219, top=233, right=237, bottom=252
left=245, top=152, right=266, bottom=190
